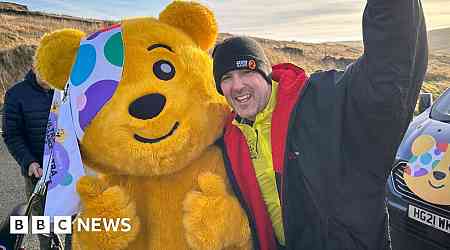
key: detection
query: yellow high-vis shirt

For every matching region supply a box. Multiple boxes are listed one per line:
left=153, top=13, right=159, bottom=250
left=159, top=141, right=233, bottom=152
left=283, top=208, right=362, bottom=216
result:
left=233, top=81, right=285, bottom=245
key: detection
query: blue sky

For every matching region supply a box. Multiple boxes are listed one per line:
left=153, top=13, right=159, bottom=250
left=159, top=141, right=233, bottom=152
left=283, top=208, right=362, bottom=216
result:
left=13, top=0, right=450, bottom=42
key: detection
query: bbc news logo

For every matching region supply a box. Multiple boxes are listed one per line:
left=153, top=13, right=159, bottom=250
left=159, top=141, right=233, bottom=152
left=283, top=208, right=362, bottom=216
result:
left=10, top=216, right=131, bottom=234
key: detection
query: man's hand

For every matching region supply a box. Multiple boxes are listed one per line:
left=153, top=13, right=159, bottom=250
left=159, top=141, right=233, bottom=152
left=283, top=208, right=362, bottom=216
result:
left=28, top=162, right=43, bottom=178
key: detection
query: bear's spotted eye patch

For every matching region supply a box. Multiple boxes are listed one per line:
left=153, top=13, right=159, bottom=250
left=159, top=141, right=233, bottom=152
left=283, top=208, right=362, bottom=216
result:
left=153, top=60, right=175, bottom=81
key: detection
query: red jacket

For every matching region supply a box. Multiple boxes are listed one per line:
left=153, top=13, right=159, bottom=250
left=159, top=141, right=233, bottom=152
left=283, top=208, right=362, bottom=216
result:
left=223, top=63, right=308, bottom=250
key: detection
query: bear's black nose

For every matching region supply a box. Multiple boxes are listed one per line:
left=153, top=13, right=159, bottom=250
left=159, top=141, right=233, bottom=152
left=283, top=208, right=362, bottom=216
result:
left=433, top=171, right=446, bottom=181
left=129, top=93, right=166, bottom=120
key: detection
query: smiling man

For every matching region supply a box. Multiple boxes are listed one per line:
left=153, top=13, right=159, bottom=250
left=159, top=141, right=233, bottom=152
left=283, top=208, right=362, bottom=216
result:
left=220, top=68, right=271, bottom=121
left=211, top=0, right=428, bottom=249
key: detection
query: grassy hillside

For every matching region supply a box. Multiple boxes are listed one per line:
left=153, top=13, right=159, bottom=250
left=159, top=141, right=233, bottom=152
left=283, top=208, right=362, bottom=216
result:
left=1, top=3, right=449, bottom=107
left=0, top=5, right=112, bottom=105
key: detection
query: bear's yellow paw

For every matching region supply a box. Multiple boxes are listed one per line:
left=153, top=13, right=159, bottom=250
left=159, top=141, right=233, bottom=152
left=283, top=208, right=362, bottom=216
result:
left=74, top=176, right=140, bottom=250
left=183, top=172, right=251, bottom=250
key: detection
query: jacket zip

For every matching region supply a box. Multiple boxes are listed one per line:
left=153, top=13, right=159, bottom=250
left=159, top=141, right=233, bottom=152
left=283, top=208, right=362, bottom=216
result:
left=281, top=76, right=312, bottom=247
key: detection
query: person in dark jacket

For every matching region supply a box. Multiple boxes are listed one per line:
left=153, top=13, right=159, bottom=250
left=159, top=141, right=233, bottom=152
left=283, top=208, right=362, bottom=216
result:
left=2, top=69, right=53, bottom=177
left=2, top=68, right=54, bottom=249
left=211, top=0, right=428, bottom=249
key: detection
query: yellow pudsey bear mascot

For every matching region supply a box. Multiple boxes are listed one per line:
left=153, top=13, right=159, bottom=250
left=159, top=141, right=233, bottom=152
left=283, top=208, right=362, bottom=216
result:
left=404, top=134, right=450, bottom=205
left=33, top=1, right=252, bottom=249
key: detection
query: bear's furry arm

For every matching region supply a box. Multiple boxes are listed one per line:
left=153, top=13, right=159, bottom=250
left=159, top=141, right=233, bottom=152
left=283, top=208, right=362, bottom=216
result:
left=72, top=175, right=140, bottom=250
left=183, top=145, right=252, bottom=250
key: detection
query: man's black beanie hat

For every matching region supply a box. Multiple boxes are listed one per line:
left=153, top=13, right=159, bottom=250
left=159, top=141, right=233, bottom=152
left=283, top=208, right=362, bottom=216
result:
left=212, top=36, right=272, bottom=95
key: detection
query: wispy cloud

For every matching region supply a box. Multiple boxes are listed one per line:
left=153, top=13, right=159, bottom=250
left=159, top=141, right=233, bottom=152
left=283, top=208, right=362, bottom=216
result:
left=422, top=0, right=450, bottom=29
left=200, top=0, right=450, bottom=42
left=14, top=0, right=171, bottom=20
left=11, top=0, right=450, bottom=42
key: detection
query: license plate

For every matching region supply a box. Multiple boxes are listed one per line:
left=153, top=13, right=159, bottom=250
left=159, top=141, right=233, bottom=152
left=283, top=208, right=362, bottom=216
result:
left=408, top=205, right=450, bottom=234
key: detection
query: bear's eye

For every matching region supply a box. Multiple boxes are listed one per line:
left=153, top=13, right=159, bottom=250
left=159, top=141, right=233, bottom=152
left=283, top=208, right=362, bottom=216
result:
left=153, top=60, right=175, bottom=81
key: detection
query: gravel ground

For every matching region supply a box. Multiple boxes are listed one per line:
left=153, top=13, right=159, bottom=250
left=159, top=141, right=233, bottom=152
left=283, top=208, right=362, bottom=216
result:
left=0, top=140, right=66, bottom=249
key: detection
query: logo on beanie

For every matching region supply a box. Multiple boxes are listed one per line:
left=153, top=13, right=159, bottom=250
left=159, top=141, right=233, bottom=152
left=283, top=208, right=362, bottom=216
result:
left=236, top=59, right=248, bottom=68
left=235, top=59, right=257, bottom=70
left=248, top=59, right=256, bottom=70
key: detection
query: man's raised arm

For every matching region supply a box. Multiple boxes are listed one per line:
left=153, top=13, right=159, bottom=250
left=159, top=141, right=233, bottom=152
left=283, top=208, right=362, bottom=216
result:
left=346, top=0, right=428, bottom=121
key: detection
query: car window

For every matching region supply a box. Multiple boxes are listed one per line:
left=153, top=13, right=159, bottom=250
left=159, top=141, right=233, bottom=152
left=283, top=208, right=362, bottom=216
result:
left=430, top=88, right=450, bottom=122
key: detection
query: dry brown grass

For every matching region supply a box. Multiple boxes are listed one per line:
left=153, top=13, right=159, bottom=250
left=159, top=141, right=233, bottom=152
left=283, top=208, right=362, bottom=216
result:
left=0, top=2, right=27, bottom=11
left=245, top=37, right=450, bottom=99
left=223, top=35, right=363, bottom=74
left=0, top=9, right=113, bottom=107
left=0, top=11, right=110, bottom=49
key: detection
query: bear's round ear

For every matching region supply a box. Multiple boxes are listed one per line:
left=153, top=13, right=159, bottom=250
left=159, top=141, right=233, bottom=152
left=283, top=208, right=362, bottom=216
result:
left=34, top=29, right=85, bottom=90
left=159, top=1, right=217, bottom=51
left=411, top=135, right=436, bottom=156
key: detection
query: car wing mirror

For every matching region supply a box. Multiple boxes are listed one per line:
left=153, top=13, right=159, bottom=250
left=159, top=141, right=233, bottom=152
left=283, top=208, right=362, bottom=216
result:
left=418, top=92, right=433, bottom=114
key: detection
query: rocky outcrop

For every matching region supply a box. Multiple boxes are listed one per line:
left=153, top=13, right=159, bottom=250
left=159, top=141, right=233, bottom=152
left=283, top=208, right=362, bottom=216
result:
left=0, top=2, right=28, bottom=11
